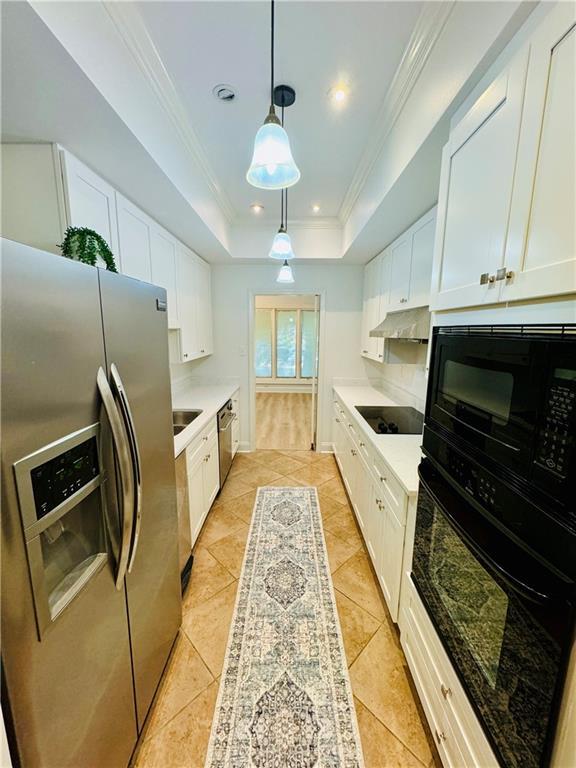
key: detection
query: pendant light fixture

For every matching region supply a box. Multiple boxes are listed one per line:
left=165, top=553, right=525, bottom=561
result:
left=246, top=0, right=300, bottom=190
left=276, top=259, right=295, bottom=283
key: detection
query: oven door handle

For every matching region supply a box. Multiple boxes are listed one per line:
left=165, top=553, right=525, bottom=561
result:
left=418, top=467, right=565, bottom=606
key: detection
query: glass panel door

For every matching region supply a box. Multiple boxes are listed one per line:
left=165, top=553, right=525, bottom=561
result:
left=255, top=309, right=272, bottom=377
left=276, top=310, right=297, bottom=378
left=301, top=310, right=318, bottom=378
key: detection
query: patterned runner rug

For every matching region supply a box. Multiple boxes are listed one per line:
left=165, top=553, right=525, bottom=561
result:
left=205, top=486, right=365, bottom=767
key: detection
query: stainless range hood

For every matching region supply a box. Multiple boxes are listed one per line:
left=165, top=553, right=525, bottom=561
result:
left=369, top=306, right=430, bottom=342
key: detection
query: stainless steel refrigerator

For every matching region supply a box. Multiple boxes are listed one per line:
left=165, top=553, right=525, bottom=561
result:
left=1, top=239, right=182, bottom=767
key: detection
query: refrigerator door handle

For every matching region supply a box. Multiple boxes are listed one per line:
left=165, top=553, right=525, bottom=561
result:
left=97, top=367, right=135, bottom=589
left=110, top=363, right=143, bottom=573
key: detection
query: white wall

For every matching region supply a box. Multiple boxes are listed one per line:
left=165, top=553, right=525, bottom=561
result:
left=171, top=262, right=366, bottom=450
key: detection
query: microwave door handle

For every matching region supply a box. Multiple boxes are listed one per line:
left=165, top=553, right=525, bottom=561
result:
left=418, top=469, right=561, bottom=606
left=97, top=367, right=134, bottom=589
left=110, top=363, right=142, bottom=574
left=436, top=407, right=521, bottom=454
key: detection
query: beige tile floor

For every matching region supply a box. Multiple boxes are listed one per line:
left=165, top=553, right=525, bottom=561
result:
left=134, top=450, right=441, bottom=768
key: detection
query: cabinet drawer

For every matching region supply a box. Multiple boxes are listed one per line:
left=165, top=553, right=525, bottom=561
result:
left=372, top=456, right=407, bottom=524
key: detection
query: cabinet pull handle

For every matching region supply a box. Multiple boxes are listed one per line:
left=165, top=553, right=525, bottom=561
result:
left=378, top=354, right=383, bottom=358
left=495, top=267, right=514, bottom=281
left=441, top=684, right=452, bottom=700
left=380, top=475, right=387, bottom=483
left=359, top=442, right=365, bottom=448
left=362, top=349, right=368, bottom=354
left=480, top=272, right=495, bottom=285
left=351, top=449, right=357, bottom=456
left=435, top=730, right=447, bottom=744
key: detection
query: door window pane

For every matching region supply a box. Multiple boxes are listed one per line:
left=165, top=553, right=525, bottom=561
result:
left=276, top=310, right=297, bottom=378
left=301, top=310, right=317, bottom=378
left=255, top=309, right=272, bottom=377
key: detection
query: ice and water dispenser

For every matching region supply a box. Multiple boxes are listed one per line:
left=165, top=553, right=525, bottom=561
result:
left=14, top=424, right=108, bottom=638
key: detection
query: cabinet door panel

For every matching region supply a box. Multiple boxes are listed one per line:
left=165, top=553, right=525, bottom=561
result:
left=195, top=259, right=213, bottom=356
left=187, top=450, right=205, bottom=546
left=431, top=50, right=528, bottom=310
left=361, top=265, right=371, bottom=357
left=115, top=194, right=152, bottom=282
left=504, top=7, right=576, bottom=302
left=408, top=213, right=436, bottom=307
left=61, top=151, right=119, bottom=257
left=388, top=236, right=411, bottom=308
left=151, top=229, right=179, bottom=328
left=176, top=247, right=199, bottom=362
left=203, top=434, right=220, bottom=511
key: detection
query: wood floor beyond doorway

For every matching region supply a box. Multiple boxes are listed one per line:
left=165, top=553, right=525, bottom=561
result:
left=256, top=392, right=312, bottom=450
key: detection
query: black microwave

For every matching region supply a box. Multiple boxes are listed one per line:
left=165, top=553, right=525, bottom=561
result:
left=425, top=325, right=576, bottom=531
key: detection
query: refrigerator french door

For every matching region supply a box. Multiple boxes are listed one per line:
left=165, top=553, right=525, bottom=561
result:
left=1, top=240, right=181, bottom=767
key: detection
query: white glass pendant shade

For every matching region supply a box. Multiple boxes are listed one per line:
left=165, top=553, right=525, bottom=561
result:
left=246, top=118, right=301, bottom=190
left=276, top=259, right=295, bottom=283
left=269, top=229, right=295, bottom=260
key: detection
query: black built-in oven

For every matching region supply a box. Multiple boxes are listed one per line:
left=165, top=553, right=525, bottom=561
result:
left=415, top=325, right=576, bottom=768
left=426, top=325, right=576, bottom=529
left=413, top=460, right=575, bottom=768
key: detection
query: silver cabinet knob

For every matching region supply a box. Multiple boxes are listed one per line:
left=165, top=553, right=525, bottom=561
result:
left=351, top=449, right=357, bottom=456
left=335, top=418, right=340, bottom=423
left=480, top=272, right=495, bottom=285
left=359, top=442, right=365, bottom=448
left=435, top=730, right=447, bottom=744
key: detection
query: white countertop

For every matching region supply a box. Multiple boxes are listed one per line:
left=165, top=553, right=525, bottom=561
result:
left=333, top=385, right=424, bottom=496
left=172, top=381, right=239, bottom=457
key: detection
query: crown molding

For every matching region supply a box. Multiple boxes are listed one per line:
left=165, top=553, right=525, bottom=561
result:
left=102, top=1, right=236, bottom=224
left=233, top=217, right=341, bottom=231
left=338, top=1, right=455, bottom=224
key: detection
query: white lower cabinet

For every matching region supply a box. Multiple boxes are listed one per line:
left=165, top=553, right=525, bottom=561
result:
left=231, top=392, right=240, bottom=457
left=401, top=579, right=499, bottom=768
left=331, top=393, right=409, bottom=624
left=185, top=418, right=219, bottom=546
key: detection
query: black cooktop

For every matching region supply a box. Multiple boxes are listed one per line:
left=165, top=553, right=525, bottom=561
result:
left=355, top=405, right=424, bottom=435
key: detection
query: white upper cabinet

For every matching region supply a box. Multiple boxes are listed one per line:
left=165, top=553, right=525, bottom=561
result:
left=1, top=144, right=213, bottom=357
left=361, top=255, right=384, bottom=362
left=61, top=150, right=119, bottom=256
left=195, top=258, right=213, bottom=356
left=361, top=206, right=436, bottom=359
left=504, top=5, right=576, bottom=302
left=430, top=48, right=529, bottom=311
left=115, top=193, right=152, bottom=282
left=175, top=245, right=200, bottom=363
left=431, top=3, right=575, bottom=311
left=150, top=228, right=179, bottom=329
left=409, top=210, right=436, bottom=308
left=388, top=235, right=412, bottom=309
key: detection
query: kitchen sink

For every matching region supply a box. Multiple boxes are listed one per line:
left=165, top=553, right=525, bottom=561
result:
left=173, top=409, right=202, bottom=436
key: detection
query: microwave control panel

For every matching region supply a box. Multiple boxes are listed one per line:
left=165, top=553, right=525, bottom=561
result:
left=536, top=370, right=576, bottom=477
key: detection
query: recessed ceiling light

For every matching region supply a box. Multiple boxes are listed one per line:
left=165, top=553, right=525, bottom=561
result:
left=212, top=84, right=236, bottom=102
left=312, top=204, right=321, bottom=213
left=250, top=203, right=264, bottom=214
left=328, top=81, right=350, bottom=106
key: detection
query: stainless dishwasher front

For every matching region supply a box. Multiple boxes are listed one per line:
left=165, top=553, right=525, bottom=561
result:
left=217, top=400, right=234, bottom=486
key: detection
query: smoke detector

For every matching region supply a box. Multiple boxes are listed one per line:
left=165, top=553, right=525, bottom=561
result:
left=212, top=84, right=236, bottom=102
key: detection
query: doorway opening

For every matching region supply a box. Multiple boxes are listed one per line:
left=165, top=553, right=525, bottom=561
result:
left=252, top=294, right=320, bottom=451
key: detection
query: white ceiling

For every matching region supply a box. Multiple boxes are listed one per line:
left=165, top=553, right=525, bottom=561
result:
left=136, top=1, right=423, bottom=222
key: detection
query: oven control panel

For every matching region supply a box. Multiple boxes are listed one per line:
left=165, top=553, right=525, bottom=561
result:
left=536, top=376, right=575, bottom=476
left=447, top=452, right=497, bottom=512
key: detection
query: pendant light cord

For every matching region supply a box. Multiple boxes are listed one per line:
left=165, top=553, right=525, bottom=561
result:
left=270, top=0, right=275, bottom=107
left=281, top=103, right=286, bottom=229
